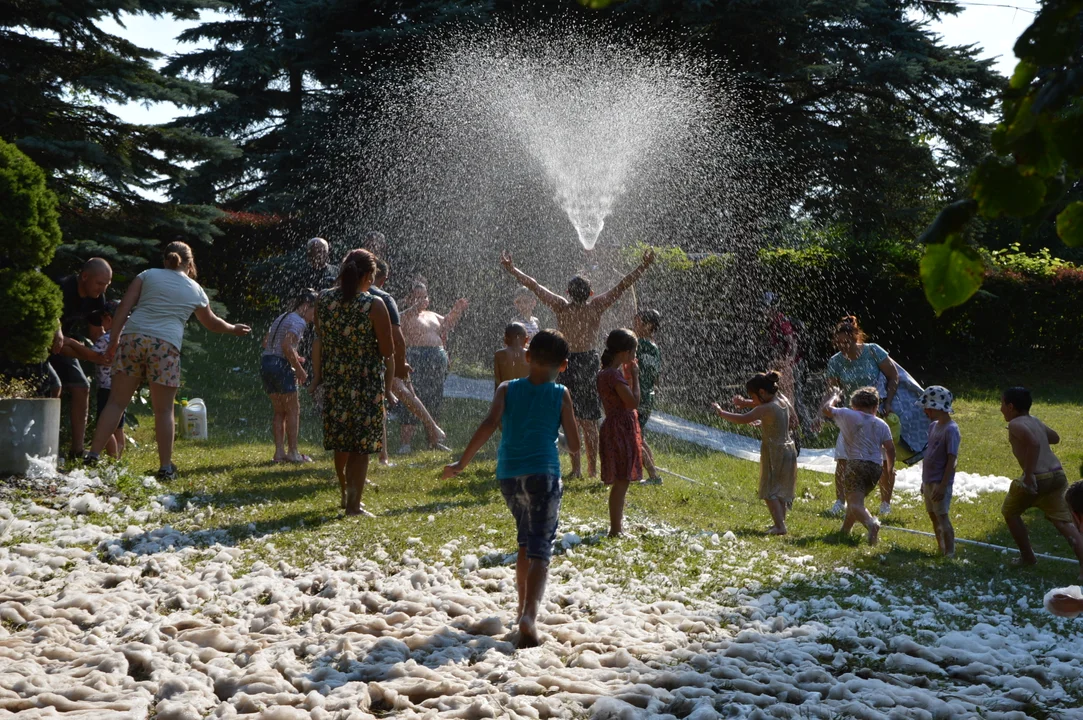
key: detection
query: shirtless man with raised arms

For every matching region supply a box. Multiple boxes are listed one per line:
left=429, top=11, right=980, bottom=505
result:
left=501, top=248, right=655, bottom=477
left=399, top=283, right=468, bottom=453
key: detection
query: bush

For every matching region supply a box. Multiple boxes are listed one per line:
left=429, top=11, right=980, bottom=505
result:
left=0, top=141, right=64, bottom=367
left=0, top=139, right=61, bottom=269
left=0, top=269, right=63, bottom=364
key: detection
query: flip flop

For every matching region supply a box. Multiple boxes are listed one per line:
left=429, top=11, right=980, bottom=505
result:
left=285, top=454, right=313, bottom=464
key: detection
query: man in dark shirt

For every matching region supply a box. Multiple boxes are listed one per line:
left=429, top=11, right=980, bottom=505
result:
left=49, top=258, right=112, bottom=457
left=303, top=237, right=339, bottom=291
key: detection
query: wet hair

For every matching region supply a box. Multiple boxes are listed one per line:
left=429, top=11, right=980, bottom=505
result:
left=636, top=308, right=661, bottom=332
left=834, top=315, right=866, bottom=343
left=515, top=287, right=535, bottom=301
left=1002, top=386, right=1033, bottom=414
left=504, top=322, right=527, bottom=343
left=528, top=329, right=570, bottom=367
left=102, top=299, right=119, bottom=318
left=362, top=230, right=388, bottom=259
left=163, top=241, right=197, bottom=279
left=293, top=288, right=319, bottom=311
left=601, top=328, right=638, bottom=368
left=851, top=386, right=880, bottom=410
left=374, top=258, right=389, bottom=283
left=746, top=370, right=781, bottom=397
left=567, top=276, right=592, bottom=304
left=1067, top=481, right=1083, bottom=516
left=338, top=248, right=376, bottom=301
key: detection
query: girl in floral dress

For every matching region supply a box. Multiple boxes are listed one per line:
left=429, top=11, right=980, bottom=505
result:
left=597, top=329, right=643, bottom=537
left=311, top=249, right=396, bottom=516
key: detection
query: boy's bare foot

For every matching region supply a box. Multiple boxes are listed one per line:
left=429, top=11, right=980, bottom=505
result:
left=517, top=616, right=540, bottom=649
left=867, top=523, right=879, bottom=546
left=1011, top=556, right=1037, bottom=567
left=767, top=526, right=787, bottom=536
left=943, top=550, right=955, bottom=558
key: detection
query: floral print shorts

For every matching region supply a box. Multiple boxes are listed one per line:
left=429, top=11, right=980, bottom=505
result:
left=113, top=333, right=181, bottom=387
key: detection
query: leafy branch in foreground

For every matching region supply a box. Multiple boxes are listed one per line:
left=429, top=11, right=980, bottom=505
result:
left=920, top=0, right=1083, bottom=315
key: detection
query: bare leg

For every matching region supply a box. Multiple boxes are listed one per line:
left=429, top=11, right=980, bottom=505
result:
left=515, top=546, right=528, bottom=620
left=393, top=378, right=445, bottom=445
left=149, top=383, right=179, bottom=470
left=608, top=480, right=630, bottom=537
left=641, top=438, right=659, bottom=479
left=834, top=460, right=847, bottom=503
left=334, top=451, right=348, bottom=509
left=1004, top=512, right=1037, bottom=564
left=568, top=421, right=583, bottom=478
left=269, top=394, right=287, bottom=461
left=1052, top=520, right=1083, bottom=581
left=765, top=499, right=788, bottom=534
left=89, top=373, right=139, bottom=456
left=580, top=419, right=599, bottom=478
left=379, top=407, right=390, bottom=465
left=400, top=424, right=419, bottom=449
left=344, top=452, right=371, bottom=515
left=844, top=491, right=879, bottom=544
left=69, top=385, right=90, bottom=454
left=938, top=513, right=955, bottom=556
left=112, top=428, right=125, bottom=460
left=879, top=465, right=895, bottom=505
left=285, top=392, right=300, bottom=456
left=928, top=512, right=943, bottom=553
left=518, top=556, right=549, bottom=649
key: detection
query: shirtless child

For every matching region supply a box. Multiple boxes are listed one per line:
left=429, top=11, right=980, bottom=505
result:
left=501, top=248, right=655, bottom=477
left=1000, top=386, right=1083, bottom=579
left=399, top=283, right=468, bottom=453
left=495, top=323, right=530, bottom=387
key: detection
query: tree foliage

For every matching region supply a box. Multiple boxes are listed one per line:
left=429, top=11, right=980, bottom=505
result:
left=0, top=140, right=64, bottom=365
left=0, top=0, right=239, bottom=277
left=919, top=0, right=1083, bottom=314
left=166, top=0, right=1001, bottom=247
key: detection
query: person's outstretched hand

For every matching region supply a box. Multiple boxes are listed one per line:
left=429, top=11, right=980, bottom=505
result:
left=710, top=402, right=723, bottom=416
left=233, top=324, right=252, bottom=336
left=500, top=251, right=514, bottom=272
left=453, top=298, right=469, bottom=312
left=442, top=461, right=464, bottom=480
left=731, top=395, right=753, bottom=409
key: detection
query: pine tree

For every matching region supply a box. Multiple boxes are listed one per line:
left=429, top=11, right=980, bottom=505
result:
left=164, top=0, right=487, bottom=214
left=0, top=0, right=239, bottom=278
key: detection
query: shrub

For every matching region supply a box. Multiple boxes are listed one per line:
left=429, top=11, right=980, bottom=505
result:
left=0, top=140, right=64, bottom=367
left=0, top=269, right=63, bottom=364
left=0, top=139, right=62, bottom=269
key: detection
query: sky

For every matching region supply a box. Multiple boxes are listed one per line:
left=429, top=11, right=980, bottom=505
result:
left=100, top=1, right=1042, bottom=126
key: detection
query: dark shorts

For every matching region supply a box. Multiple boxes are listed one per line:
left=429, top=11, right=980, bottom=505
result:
left=401, top=346, right=448, bottom=426
left=96, top=387, right=125, bottom=430
left=48, top=354, right=90, bottom=389
left=261, top=355, right=297, bottom=394
left=500, top=474, right=563, bottom=562
left=558, top=350, right=601, bottom=421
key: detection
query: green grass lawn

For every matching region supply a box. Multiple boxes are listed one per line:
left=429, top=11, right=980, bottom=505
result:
left=90, top=326, right=1083, bottom=607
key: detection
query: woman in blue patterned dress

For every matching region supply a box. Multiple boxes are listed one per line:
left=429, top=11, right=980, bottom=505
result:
left=311, top=249, right=396, bottom=516
left=825, top=316, right=926, bottom=517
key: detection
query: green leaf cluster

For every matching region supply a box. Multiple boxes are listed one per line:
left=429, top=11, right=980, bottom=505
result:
left=918, top=0, right=1083, bottom=313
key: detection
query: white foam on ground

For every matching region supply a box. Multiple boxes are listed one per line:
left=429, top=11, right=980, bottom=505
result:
left=2, top=470, right=1082, bottom=718
left=444, top=375, right=1014, bottom=499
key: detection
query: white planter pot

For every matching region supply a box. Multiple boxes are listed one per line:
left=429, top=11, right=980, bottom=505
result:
left=0, top=398, right=60, bottom=476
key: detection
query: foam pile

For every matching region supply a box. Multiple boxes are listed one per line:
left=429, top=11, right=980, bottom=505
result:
left=3, top=470, right=1083, bottom=718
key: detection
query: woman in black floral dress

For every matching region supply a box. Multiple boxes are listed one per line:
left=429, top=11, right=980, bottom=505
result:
left=311, top=249, right=396, bottom=516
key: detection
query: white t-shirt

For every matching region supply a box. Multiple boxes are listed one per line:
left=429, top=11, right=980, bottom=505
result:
left=123, top=268, right=209, bottom=351
left=831, top=407, right=892, bottom=463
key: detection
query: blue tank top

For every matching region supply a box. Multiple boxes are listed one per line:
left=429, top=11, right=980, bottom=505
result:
left=496, top=378, right=566, bottom=480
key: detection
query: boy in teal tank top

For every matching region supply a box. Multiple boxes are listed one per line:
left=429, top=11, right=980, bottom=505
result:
left=444, top=330, right=579, bottom=648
